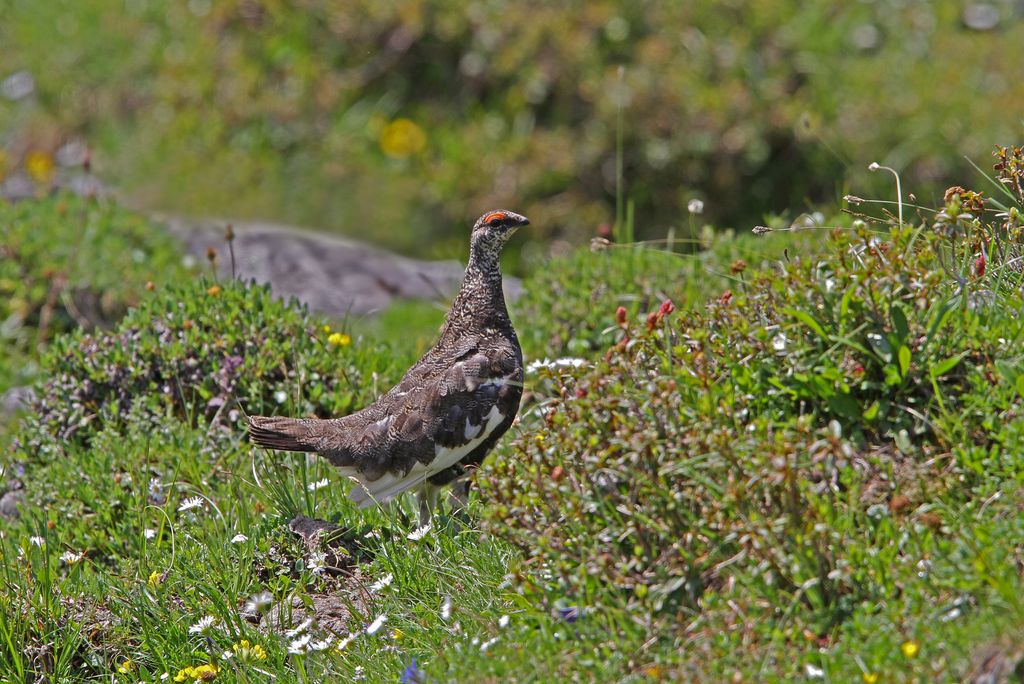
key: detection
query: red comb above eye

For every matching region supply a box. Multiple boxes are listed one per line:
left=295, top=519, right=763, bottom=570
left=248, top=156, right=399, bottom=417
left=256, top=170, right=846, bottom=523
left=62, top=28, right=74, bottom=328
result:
left=483, top=212, right=507, bottom=223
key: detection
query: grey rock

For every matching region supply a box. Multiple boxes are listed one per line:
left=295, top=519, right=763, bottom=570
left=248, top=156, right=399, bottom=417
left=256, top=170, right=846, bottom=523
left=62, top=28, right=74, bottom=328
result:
left=261, top=592, right=356, bottom=637
left=0, top=489, right=25, bottom=520
left=289, top=515, right=346, bottom=545
left=160, top=216, right=521, bottom=317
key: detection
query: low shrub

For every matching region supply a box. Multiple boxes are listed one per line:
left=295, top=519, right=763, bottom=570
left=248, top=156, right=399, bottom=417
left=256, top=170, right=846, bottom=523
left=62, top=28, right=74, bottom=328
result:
left=514, top=225, right=819, bottom=360
left=13, top=278, right=410, bottom=458
left=481, top=159, right=1024, bottom=668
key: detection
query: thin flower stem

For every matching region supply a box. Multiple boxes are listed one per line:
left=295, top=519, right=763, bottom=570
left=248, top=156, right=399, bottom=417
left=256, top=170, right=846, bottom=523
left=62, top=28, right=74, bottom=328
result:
left=869, top=162, right=903, bottom=229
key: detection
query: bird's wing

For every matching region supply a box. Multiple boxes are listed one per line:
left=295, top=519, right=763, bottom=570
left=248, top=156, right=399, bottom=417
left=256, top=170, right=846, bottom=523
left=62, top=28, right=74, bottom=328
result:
left=385, top=335, right=481, bottom=398
left=347, top=342, right=522, bottom=508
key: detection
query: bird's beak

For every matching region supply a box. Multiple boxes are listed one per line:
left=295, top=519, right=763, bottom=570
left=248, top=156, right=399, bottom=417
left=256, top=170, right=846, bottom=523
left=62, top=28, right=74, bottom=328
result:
left=511, top=213, right=530, bottom=228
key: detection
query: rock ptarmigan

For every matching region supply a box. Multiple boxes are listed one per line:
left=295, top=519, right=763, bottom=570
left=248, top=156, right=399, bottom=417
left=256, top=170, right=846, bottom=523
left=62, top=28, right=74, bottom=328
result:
left=248, top=210, right=528, bottom=522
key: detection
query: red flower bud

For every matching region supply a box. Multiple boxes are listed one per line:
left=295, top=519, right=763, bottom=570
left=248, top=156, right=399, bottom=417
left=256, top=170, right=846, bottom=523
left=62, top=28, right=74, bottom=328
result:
left=646, top=311, right=659, bottom=331
left=616, top=306, right=628, bottom=325
left=719, top=289, right=733, bottom=305
left=975, top=252, right=986, bottom=278
left=658, top=299, right=675, bottom=316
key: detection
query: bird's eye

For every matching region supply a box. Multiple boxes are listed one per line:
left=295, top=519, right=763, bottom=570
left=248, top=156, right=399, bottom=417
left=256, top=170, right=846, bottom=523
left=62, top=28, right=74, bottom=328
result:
left=482, top=211, right=507, bottom=227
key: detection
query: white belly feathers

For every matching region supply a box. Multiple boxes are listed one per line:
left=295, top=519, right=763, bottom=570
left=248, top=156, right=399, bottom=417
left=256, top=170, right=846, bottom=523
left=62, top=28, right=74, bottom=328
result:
left=347, top=405, right=505, bottom=509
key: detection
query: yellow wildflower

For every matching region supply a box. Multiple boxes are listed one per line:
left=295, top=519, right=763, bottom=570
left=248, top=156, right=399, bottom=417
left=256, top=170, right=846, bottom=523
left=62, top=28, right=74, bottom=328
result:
left=322, top=324, right=332, bottom=334
left=901, top=640, right=919, bottom=658
left=173, top=663, right=220, bottom=682
left=392, top=628, right=404, bottom=641
left=148, top=570, right=162, bottom=588
left=328, top=332, right=351, bottom=347
left=379, top=118, right=427, bottom=159
left=231, top=639, right=267, bottom=662
left=117, top=659, right=134, bottom=673
left=206, top=285, right=222, bottom=297
left=643, top=665, right=663, bottom=678
left=25, top=150, right=54, bottom=184
left=862, top=673, right=879, bottom=684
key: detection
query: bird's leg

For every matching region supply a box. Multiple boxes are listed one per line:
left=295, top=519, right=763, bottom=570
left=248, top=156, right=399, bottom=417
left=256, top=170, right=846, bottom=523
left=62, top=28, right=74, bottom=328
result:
left=448, top=480, right=470, bottom=517
left=417, top=484, right=441, bottom=527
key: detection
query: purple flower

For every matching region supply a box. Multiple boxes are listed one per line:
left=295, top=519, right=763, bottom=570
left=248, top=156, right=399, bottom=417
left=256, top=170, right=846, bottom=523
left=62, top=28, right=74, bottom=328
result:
left=223, top=355, right=244, bottom=374
left=399, top=658, right=426, bottom=684
left=148, top=478, right=165, bottom=505
left=556, top=606, right=579, bottom=623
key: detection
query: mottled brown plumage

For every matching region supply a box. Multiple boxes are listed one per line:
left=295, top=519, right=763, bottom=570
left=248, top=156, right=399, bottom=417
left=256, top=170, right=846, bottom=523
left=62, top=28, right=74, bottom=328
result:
left=249, top=210, right=528, bottom=521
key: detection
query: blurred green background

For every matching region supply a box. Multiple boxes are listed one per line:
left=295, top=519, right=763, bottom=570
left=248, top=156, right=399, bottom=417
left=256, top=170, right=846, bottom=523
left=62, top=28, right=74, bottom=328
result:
left=1, top=0, right=1022, bottom=257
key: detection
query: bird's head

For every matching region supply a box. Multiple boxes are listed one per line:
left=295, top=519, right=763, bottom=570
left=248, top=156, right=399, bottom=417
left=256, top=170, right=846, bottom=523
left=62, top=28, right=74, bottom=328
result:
left=471, top=210, right=530, bottom=246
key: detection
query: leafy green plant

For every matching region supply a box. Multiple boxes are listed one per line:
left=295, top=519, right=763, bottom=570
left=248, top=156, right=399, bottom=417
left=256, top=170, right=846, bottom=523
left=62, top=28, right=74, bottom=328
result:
left=481, top=183, right=1024, bottom=678
left=0, top=194, right=186, bottom=395
left=514, top=226, right=818, bottom=360
left=13, top=278, right=411, bottom=457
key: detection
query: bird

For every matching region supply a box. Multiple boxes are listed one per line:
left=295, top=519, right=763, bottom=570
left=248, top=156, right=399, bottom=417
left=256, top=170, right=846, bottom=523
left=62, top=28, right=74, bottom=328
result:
left=248, top=210, right=528, bottom=524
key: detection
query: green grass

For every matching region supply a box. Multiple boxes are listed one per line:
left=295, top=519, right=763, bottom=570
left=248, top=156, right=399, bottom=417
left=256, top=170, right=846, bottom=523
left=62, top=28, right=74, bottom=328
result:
left=4, top=152, right=1024, bottom=681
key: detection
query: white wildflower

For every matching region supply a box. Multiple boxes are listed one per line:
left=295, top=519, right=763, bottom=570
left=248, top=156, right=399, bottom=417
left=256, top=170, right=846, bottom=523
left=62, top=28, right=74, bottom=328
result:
left=144, top=528, right=157, bottom=540
left=307, top=478, right=329, bottom=492
left=406, top=524, right=431, bottom=541
left=480, top=636, right=499, bottom=652
left=772, top=333, right=788, bottom=352
left=29, top=536, right=45, bottom=548
left=288, top=633, right=312, bottom=655
left=307, top=550, right=328, bottom=575
left=805, top=663, right=824, bottom=678
left=365, top=614, right=388, bottom=635
left=178, top=496, right=204, bottom=513
left=60, top=550, right=85, bottom=564
left=188, top=615, right=217, bottom=634
left=335, top=632, right=359, bottom=651
left=687, top=198, right=705, bottom=214
left=230, top=533, right=248, bottom=544
left=440, top=596, right=452, bottom=621
left=244, top=591, right=273, bottom=613
left=310, top=636, right=333, bottom=651
left=369, top=574, right=394, bottom=593
left=941, top=607, right=962, bottom=622
left=917, top=559, right=932, bottom=579
left=498, top=615, right=510, bottom=628
left=286, top=617, right=314, bottom=638
left=273, top=390, right=287, bottom=404
left=526, top=357, right=587, bottom=373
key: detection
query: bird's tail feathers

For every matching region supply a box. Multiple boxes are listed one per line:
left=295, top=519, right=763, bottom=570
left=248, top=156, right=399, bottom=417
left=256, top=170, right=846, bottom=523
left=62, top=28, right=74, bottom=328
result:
left=248, top=415, right=319, bottom=452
